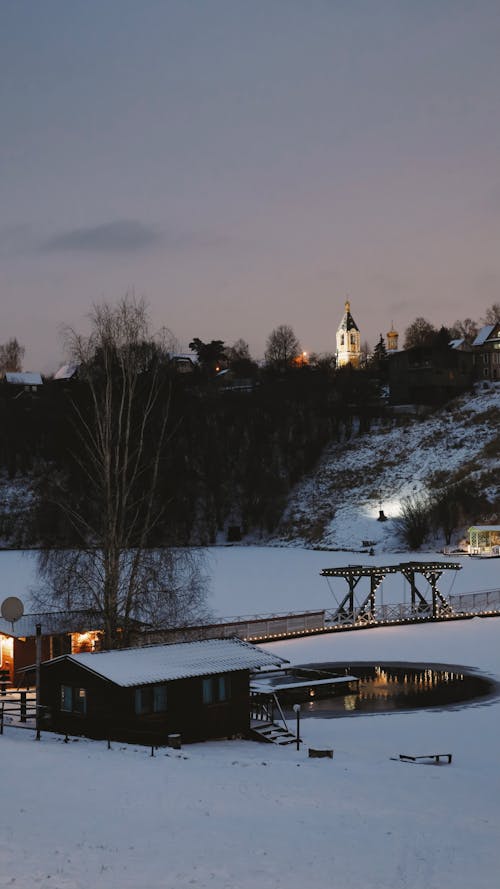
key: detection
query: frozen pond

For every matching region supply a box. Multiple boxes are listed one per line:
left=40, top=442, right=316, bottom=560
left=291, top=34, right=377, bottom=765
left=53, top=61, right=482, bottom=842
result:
left=285, top=661, right=498, bottom=718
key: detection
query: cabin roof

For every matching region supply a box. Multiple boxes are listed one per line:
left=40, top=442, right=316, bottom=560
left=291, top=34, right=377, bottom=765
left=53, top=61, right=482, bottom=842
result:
left=44, top=637, right=287, bottom=686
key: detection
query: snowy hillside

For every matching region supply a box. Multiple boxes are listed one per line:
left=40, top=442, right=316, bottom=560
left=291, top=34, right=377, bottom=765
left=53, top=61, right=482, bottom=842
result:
left=274, top=383, right=500, bottom=552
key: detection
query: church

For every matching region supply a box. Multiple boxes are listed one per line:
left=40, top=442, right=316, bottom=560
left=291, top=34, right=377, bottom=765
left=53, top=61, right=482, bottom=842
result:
left=336, top=300, right=361, bottom=367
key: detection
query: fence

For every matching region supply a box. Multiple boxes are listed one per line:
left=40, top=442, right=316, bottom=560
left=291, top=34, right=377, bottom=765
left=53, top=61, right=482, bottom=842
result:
left=0, top=691, right=36, bottom=733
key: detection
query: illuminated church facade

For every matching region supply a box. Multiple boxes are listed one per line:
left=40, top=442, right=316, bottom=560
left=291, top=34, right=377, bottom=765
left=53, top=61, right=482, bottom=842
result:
left=336, top=300, right=361, bottom=367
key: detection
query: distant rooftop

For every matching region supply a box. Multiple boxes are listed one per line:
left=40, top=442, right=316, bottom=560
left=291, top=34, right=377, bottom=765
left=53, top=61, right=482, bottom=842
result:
left=4, top=372, right=43, bottom=386
left=472, top=325, right=496, bottom=346
left=54, top=364, right=79, bottom=380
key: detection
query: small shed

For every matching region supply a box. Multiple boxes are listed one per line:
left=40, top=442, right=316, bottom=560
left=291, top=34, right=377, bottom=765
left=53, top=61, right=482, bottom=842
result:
left=40, top=638, right=287, bottom=744
left=468, top=525, right=500, bottom=555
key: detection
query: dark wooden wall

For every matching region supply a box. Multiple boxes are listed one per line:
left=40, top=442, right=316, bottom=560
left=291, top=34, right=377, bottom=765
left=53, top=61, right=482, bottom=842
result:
left=40, top=660, right=251, bottom=745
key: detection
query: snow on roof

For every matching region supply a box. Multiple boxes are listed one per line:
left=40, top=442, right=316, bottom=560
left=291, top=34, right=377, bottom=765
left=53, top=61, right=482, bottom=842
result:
left=472, top=325, right=495, bottom=346
left=468, top=525, right=500, bottom=532
left=449, top=338, right=464, bottom=349
left=54, top=364, right=79, bottom=380
left=4, top=372, right=43, bottom=385
left=47, top=638, right=287, bottom=686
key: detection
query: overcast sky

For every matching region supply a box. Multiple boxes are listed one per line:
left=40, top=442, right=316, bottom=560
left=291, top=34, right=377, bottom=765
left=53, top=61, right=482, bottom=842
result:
left=2, top=0, right=500, bottom=371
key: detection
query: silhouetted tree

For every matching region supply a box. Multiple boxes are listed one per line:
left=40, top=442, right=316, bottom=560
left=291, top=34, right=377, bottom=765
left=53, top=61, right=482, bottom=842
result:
left=0, top=338, right=25, bottom=373
left=403, top=317, right=437, bottom=349
left=37, top=297, right=209, bottom=648
left=264, top=324, right=300, bottom=370
left=224, top=338, right=258, bottom=376
left=482, top=303, right=500, bottom=325
left=189, top=337, right=226, bottom=374
left=449, top=318, right=478, bottom=343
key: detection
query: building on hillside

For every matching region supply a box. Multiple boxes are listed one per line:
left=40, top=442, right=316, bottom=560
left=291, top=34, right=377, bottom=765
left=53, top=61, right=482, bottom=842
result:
left=2, top=372, right=43, bottom=394
left=336, top=300, right=361, bottom=367
left=471, top=323, right=500, bottom=381
left=468, top=525, right=500, bottom=556
left=53, top=364, right=79, bottom=382
left=0, top=611, right=103, bottom=687
left=171, top=353, right=197, bottom=373
left=388, top=342, right=474, bottom=405
left=40, top=638, right=287, bottom=744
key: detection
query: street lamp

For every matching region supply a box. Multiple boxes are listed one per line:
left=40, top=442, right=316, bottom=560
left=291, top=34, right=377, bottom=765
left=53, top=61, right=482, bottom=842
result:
left=293, top=703, right=301, bottom=751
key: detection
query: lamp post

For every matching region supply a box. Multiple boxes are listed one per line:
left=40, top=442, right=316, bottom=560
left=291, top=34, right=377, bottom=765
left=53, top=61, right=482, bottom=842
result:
left=293, top=703, right=301, bottom=751
left=35, top=622, right=41, bottom=741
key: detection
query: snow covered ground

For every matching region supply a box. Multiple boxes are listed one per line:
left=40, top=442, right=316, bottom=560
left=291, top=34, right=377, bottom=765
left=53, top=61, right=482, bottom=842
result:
left=2, top=545, right=500, bottom=619
left=1, top=546, right=500, bottom=889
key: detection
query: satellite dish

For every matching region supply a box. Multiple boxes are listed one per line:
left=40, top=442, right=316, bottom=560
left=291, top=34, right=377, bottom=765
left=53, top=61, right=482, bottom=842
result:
left=1, top=597, right=24, bottom=623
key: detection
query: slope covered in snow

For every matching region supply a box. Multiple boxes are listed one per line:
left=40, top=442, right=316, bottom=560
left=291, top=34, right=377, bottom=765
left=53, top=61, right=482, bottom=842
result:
left=275, top=383, right=500, bottom=552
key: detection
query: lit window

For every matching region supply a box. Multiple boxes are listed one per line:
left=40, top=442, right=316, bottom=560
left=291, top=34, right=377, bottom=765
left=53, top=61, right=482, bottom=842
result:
left=74, top=688, right=87, bottom=715
left=60, top=685, right=87, bottom=715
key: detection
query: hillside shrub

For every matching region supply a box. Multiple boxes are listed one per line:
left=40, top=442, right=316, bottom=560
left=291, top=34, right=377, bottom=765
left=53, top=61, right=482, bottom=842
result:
left=396, top=494, right=433, bottom=549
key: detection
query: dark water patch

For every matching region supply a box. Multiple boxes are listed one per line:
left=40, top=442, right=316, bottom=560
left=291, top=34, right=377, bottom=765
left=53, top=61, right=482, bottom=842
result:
left=281, top=661, right=499, bottom=718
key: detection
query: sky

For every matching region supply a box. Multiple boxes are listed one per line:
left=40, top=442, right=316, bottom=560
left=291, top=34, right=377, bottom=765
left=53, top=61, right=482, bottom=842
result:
left=1, top=0, right=500, bottom=372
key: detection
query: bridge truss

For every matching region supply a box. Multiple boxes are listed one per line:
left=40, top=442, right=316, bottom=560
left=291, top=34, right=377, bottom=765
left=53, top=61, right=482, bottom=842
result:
left=320, top=561, right=462, bottom=626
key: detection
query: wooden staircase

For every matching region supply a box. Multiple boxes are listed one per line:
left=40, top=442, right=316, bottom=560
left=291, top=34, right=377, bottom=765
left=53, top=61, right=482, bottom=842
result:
left=249, top=690, right=298, bottom=746
left=250, top=720, right=298, bottom=745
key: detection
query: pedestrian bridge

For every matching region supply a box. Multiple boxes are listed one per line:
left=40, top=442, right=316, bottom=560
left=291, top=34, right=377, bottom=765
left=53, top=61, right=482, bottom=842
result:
left=161, top=561, right=500, bottom=645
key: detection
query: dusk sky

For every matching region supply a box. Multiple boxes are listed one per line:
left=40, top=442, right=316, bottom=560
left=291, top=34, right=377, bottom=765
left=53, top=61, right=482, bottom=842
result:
left=2, top=0, right=500, bottom=371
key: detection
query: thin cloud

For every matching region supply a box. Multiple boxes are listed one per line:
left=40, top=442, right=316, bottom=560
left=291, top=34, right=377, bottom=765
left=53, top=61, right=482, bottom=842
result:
left=44, top=220, right=163, bottom=253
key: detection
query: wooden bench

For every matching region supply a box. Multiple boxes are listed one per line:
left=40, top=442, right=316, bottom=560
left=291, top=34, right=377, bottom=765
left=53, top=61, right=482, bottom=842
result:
left=399, top=753, right=452, bottom=764
left=309, top=748, right=334, bottom=759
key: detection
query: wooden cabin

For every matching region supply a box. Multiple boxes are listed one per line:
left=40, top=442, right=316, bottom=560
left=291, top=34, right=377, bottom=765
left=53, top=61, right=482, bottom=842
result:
left=0, top=610, right=103, bottom=687
left=40, top=638, right=286, bottom=745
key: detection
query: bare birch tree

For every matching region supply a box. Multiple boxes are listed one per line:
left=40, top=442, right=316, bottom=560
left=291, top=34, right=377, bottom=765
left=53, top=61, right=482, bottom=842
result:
left=0, top=337, right=25, bottom=373
left=37, top=296, right=210, bottom=648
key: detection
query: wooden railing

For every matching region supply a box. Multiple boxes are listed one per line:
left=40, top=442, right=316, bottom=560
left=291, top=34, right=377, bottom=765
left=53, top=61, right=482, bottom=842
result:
left=0, top=691, right=36, bottom=733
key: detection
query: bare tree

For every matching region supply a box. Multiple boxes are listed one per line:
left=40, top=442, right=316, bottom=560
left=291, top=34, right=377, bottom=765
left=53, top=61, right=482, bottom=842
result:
left=403, top=317, right=437, bottom=349
left=224, top=338, right=257, bottom=375
left=37, top=296, right=209, bottom=648
left=482, top=303, right=500, bottom=325
left=0, top=338, right=25, bottom=373
left=449, top=318, right=478, bottom=343
left=264, top=324, right=301, bottom=370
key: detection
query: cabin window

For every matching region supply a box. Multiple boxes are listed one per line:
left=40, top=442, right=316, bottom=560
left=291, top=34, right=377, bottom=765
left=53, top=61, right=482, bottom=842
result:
left=202, top=675, right=231, bottom=705
left=61, top=685, right=72, bottom=712
left=60, top=685, right=87, bottom=715
left=134, top=685, right=168, bottom=715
